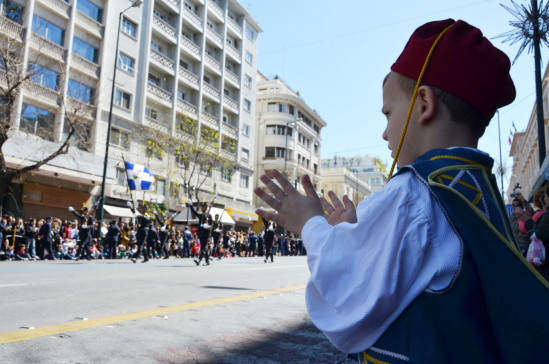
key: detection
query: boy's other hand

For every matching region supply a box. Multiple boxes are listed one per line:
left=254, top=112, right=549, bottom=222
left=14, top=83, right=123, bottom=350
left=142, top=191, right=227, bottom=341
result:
left=320, top=192, right=358, bottom=226
left=254, top=170, right=324, bottom=235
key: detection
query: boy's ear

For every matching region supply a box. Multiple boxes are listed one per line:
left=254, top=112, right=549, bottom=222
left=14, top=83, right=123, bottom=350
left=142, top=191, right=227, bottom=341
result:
left=416, top=85, right=437, bottom=125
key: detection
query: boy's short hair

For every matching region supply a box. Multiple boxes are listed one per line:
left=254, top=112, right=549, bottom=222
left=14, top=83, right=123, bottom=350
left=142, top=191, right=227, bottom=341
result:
left=386, top=72, right=487, bottom=139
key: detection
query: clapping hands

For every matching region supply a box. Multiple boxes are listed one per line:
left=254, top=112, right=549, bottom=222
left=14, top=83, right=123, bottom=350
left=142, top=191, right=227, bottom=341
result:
left=320, top=192, right=358, bottom=226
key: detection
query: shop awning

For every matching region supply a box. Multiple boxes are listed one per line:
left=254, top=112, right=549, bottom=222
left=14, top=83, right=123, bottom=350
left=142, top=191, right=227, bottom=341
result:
left=103, top=205, right=135, bottom=218
left=230, top=210, right=258, bottom=222
left=172, top=207, right=235, bottom=225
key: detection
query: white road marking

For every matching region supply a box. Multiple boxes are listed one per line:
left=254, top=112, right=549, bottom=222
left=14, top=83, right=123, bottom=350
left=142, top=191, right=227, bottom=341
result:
left=0, top=283, right=29, bottom=288
left=244, top=266, right=306, bottom=271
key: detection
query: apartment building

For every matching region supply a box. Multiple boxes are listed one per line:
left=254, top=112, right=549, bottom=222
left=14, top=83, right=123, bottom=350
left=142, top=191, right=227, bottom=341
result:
left=253, top=72, right=327, bottom=216
left=0, top=0, right=262, bottom=227
left=319, top=166, right=371, bottom=205
left=321, top=155, right=388, bottom=193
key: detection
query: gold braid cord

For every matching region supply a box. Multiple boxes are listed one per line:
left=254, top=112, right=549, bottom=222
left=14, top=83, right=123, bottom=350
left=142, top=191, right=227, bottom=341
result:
left=387, top=24, right=455, bottom=179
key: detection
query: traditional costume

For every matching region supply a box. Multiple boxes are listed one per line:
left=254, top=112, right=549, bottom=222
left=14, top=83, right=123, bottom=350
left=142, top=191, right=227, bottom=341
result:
left=301, top=19, right=549, bottom=363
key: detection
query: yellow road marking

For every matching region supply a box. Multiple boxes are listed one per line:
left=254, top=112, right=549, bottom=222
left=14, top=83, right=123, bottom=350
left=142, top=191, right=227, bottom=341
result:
left=0, top=284, right=307, bottom=344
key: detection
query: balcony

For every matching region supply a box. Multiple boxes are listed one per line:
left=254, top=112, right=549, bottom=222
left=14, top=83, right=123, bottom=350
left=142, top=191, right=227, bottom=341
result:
left=203, top=82, right=220, bottom=100
left=177, top=98, right=198, bottom=116
left=207, top=0, right=225, bottom=22
left=178, top=66, right=199, bottom=89
left=66, top=97, right=97, bottom=120
left=76, top=11, right=103, bottom=38
left=181, top=36, right=201, bottom=60
left=153, top=14, right=177, bottom=41
left=224, top=95, right=239, bottom=113
left=222, top=123, right=238, bottom=138
left=30, top=34, right=66, bottom=61
left=147, top=82, right=173, bottom=102
left=204, top=144, right=217, bottom=154
left=162, top=0, right=180, bottom=11
left=25, top=82, right=59, bottom=107
left=201, top=111, right=219, bottom=129
left=71, top=53, right=101, bottom=78
left=143, top=116, right=171, bottom=135
left=150, top=48, right=175, bottom=71
left=183, top=7, right=203, bottom=31
left=206, top=26, right=223, bottom=46
left=220, top=149, right=236, bottom=162
left=226, top=43, right=241, bottom=62
left=225, top=69, right=240, bottom=88
left=176, top=129, right=195, bottom=144
left=205, top=53, right=221, bottom=73
left=227, top=17, right=242, bottom=38
left=0, top=17, right=25, bottom=42
left=37, top=0, right=71, bottom=18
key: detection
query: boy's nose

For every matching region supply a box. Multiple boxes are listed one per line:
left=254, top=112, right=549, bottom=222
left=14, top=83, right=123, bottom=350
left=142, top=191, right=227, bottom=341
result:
left=382, top=128, right=388, bottom=142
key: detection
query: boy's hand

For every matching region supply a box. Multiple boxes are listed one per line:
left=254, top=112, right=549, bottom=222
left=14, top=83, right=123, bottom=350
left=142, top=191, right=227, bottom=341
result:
left=254, top=170, right=324, bottom=235
left=320, top=192, right=358, bottom=226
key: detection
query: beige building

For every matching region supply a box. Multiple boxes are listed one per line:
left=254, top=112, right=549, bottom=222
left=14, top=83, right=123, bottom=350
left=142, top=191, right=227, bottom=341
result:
left=321, top=155, right=388, bottom=193
left=319, top=166, right=371, bottom=205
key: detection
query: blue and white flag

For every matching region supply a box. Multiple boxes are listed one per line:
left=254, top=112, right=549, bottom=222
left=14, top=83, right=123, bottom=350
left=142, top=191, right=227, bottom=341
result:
left=512, top=121, right=517, bottom=133
left=124, top=161, right=154, bottom=191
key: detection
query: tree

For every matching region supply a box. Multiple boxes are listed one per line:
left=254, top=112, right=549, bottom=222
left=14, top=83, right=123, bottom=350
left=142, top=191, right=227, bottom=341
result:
left=372, top=157, right=387, bottom=173
left=0, top=14, right=94, bottom=211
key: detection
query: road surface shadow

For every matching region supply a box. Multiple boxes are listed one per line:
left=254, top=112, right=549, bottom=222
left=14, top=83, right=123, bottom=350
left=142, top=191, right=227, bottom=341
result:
left=200, top=286, right=254, bottom=291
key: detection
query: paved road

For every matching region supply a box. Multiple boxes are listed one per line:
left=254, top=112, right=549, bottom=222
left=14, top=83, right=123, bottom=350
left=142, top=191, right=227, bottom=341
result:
left=0, top=256, right=351, bottom=363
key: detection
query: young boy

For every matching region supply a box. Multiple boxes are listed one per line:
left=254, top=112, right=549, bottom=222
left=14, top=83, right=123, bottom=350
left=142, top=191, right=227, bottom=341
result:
left=254, top=19, right=549, bottom=363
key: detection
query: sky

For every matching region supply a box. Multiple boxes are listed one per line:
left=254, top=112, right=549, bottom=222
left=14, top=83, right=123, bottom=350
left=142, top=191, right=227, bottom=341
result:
left=244, top=0, right=549, bottom=193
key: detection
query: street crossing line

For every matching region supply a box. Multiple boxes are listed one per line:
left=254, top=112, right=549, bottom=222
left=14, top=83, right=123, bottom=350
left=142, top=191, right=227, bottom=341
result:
left=0, top=284, right=307, bottom=345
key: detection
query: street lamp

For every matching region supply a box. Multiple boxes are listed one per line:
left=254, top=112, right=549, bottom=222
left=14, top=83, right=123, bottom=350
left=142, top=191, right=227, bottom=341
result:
left=97, top=0, right=143, bottom=245
left=284, top=118, right=300, bottom=173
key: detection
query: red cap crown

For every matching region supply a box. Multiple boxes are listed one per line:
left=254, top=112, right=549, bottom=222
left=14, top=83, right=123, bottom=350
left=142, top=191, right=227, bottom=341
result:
left=391, top=19, right=516, bottom=122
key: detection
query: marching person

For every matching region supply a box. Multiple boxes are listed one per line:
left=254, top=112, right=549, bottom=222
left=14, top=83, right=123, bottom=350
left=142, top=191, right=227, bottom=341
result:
left=187, top=202, right=213, bottom=266
left=128, top=202, right=158, bottom=263
left=212, top=214, right=223, bottom=260
left=37, top=216, right=55, bottom=260
left=146, top=223, right=160, bottom=260
left=105, top=220, right=120, bottom=260
left=69, top=205, right=95, bottom=261
left=253, top=19, right=549, bottom=363
left=263, top=217, right=276, bottom=263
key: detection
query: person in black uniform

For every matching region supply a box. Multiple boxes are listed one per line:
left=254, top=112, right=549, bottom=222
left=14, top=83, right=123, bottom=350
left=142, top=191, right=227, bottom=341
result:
left=187, top=202, right=213, bottom=266
left=212, top=215, right=223, bottom=260
left=248, top=231, right=258, bottom=257
left=263, top=217, right=277, bottom=263
left=128, top=202, right=158, bottom=263
left=69, top=206, right=95, bottom=261
left=105, top=220, right=120, bottom=260
left=146, top=223, right=159, bottom=259
left=38, top=216, right=56, bottom=260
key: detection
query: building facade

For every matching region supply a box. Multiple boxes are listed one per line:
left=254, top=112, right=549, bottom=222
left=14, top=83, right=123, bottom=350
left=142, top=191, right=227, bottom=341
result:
left=321, top=155, right=388, bottom=193
left=319, top=166, right=371, bottom=205
left=253, top=72, right=327, bottom=216
left=0, top=0, right=262, bottom=227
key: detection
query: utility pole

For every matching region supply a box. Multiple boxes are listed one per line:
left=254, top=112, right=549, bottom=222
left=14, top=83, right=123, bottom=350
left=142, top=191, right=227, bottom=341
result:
left=532, top=0, right=547, bottom=167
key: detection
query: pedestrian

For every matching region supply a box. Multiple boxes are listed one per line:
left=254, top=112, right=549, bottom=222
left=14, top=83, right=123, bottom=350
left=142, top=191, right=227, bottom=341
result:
left=183, top=226, right=192, bottom=258
left=24, top=218, right=38, bottom=260
left=212, top=215, right=223, bottom=260
left=263, top=218, right=276, bottom=263
left=248, top=231, right=257, bottom=257
left=37, top=216, right=55, bottom=260
left=105, top=220, right=120, bottom=260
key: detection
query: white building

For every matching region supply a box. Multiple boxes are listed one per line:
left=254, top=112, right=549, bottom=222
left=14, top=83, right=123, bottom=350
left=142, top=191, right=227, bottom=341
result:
left=253, top=72, right=327, bottom=213
left=319, top=166, right=371, bottom=205
left=321, top=155, right=388, bottom=193
left=0, top=0, right=262, bottom=228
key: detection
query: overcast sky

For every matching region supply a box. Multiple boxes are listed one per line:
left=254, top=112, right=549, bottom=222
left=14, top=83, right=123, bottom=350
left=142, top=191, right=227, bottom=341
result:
left=245, top=0, right=547, bottom=192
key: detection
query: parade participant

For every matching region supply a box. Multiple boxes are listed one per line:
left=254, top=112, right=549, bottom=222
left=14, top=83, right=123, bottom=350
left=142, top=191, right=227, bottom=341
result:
left=105, top=220, right=120, bottom=260
left=128, top=202, right=158, bottom=263
left=37, top=216, right=55, bottom=260
left=211, top=214, right=223, bottom=260
left=182, top=226, right=192, bottom=258
left=187, top=202, right=213, bottom=266
left=262, top=217, right=276, bottom=263
left=69, top=205, right=96, bottom=261
left=247, top=231, right=257, bottom=257
left=257, top=232, right=264, bottom=257
left=253, top=19, right=549, bottom=363
left=146, top=224, right=159, bottom=260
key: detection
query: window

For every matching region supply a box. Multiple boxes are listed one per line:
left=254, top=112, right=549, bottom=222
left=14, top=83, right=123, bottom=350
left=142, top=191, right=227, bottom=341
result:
left=184, top=1, right=194, bottom=12
left=277, top=125, right=286, bottom=135
left=115, top=89, right=131, bottom=109
left=145, top=107, right=158, bottom=120
left=240, top=174, right=249, bottom=188
left=61, top=121, right=92, bottom=151
left=2, top=0, right=24, bottom=24
left=148, top=73, right=160, bottom=86
left=154, top=9, right=165, bottom=21
left=116, top=169, right=127, bottom=186
left=146, top=140, right=164, bottom=160
left=29, top=64, right=58, bottom=90
left=363, top=168, right=374, bottom=172
left=180, top=60, right=188, bottom=69
left=177, top=90, right=185, bottom=100
left=314, top=164, right=318, bottom=174
left=287, top=127, right=293, bottom=137
left=73, top=37, right=98, bottom=63
left=68, top=79, right=94, bottom=104
left=20, top=103, right=55, bottom=141
left=242, top=124, right=250, bottom=136
left=155, top=179, right=165, bottom=195
left=243, top=99, right=251, bottom=112
left=221, top=167, right=232, bottom=183
left=314, top=144, right=318, bottom=154
left=279, top=104, right=287, bottom=113
left=245, top=51, right=253, bottom=64
left=241, top=148, right=249, bottom=161
left=170, top=182, right=181, bottom=198
left=200, top=162, right=212, bottom=176
left=203, top=75, right=210, bottom=84
left=244, top=75, right=252, bottom=88
left=109, top=127, right=130, bottom=148
left=77, top=0, right=103, bottom=23
left=205, top=48, right=213, bottom=56
left=265, top=147, right=275, bottom=158
left=207, top=21, right=215, bottom=30
left=266, top=125, right=276, bottom=135
left=32, top=16, right=64, bottom=45
left=246, top=27, right=254, bottom=41
left=267, top=103, right=276, bottom=112
left=118, top=53, right=134, bottom=73
left=151, top=41, right=162, bottom=53
left=289, top=105, right=294, bottom=115
left=224, top=89, right=229, bottom=96
left=121, top=18, right=136, bottom=37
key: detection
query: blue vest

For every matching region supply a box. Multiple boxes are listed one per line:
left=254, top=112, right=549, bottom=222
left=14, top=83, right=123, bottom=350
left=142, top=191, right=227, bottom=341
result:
left=354, top=148, right=549, bottom=363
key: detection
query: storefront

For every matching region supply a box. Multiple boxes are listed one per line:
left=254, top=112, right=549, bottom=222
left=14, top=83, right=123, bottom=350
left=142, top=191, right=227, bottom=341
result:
left=22, top=182, right=92, bottom=221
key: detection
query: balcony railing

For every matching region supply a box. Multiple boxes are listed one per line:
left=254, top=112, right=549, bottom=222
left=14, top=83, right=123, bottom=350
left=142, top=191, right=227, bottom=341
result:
left=153, top=14, right=177, bottom=38
left=76, top=11, right=103, bottom=37
left=71, top=53, right=101, bottom=78
left=147, top=82, right=173, bottom=102
left=150, top=48, right=175, bottom=70
left=176, top=130, right=195, bottom=144
left=181, top=36, right=201, bottom=57
left=208, top=0, right=224, bottom=19
left=225, top=69, right=240, bottom=85
left=203, top=82, right=220, bottom=99
left=30, top=33, right=66, bottom=61
left=204, top=144, right=217, bottom=154
left=222, top=123, right=238, bottom=138
left=220, top=149, right=236, bottom=162
left=38, top=0, right=71, bottom=17
left=224, top=95, right=239, bottom=110
left=178, top=66, right=199, bottom=86
left=66, top=97, right=97, bottom=119
left=183, top=7, right=203, bottom=28
left=144, top=116, right=171, bottom=134
left=26, top=82, right=59, bottom=106
left=226, top=43, right=241, bottom=60
left=0, top=16, right=25, bottom=41
left=228, top=17, right=242, bottom=35
left=205, top=53, right=221, bottom=71
left=177, top=98, right=198, bottom=115
left=206, top=26, right=222, bottom=44
left=165, top=0, right=180, bottom=8
left=202, top=112, right=219, bottom=127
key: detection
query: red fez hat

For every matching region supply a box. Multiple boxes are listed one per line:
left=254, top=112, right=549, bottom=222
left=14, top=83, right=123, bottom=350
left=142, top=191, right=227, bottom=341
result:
left=391, top=19, right=516, bottom=122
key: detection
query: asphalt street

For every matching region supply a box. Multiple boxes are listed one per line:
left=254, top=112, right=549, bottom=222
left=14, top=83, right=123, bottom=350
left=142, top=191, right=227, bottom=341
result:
left=0, top=256, right=351, bottom=364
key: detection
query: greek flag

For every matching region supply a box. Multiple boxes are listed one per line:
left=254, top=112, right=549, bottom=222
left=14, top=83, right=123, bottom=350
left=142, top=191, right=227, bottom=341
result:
left=124, top=161, right=154, bottom=191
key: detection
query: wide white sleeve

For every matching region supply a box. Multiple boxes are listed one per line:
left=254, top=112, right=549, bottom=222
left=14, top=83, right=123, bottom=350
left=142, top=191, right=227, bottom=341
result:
left=301, top=183, right=431, bottom=353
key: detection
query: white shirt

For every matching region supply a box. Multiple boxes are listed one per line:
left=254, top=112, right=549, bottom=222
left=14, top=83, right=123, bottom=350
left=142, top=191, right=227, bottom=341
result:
left=301, top=169, right=461, bottom=354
